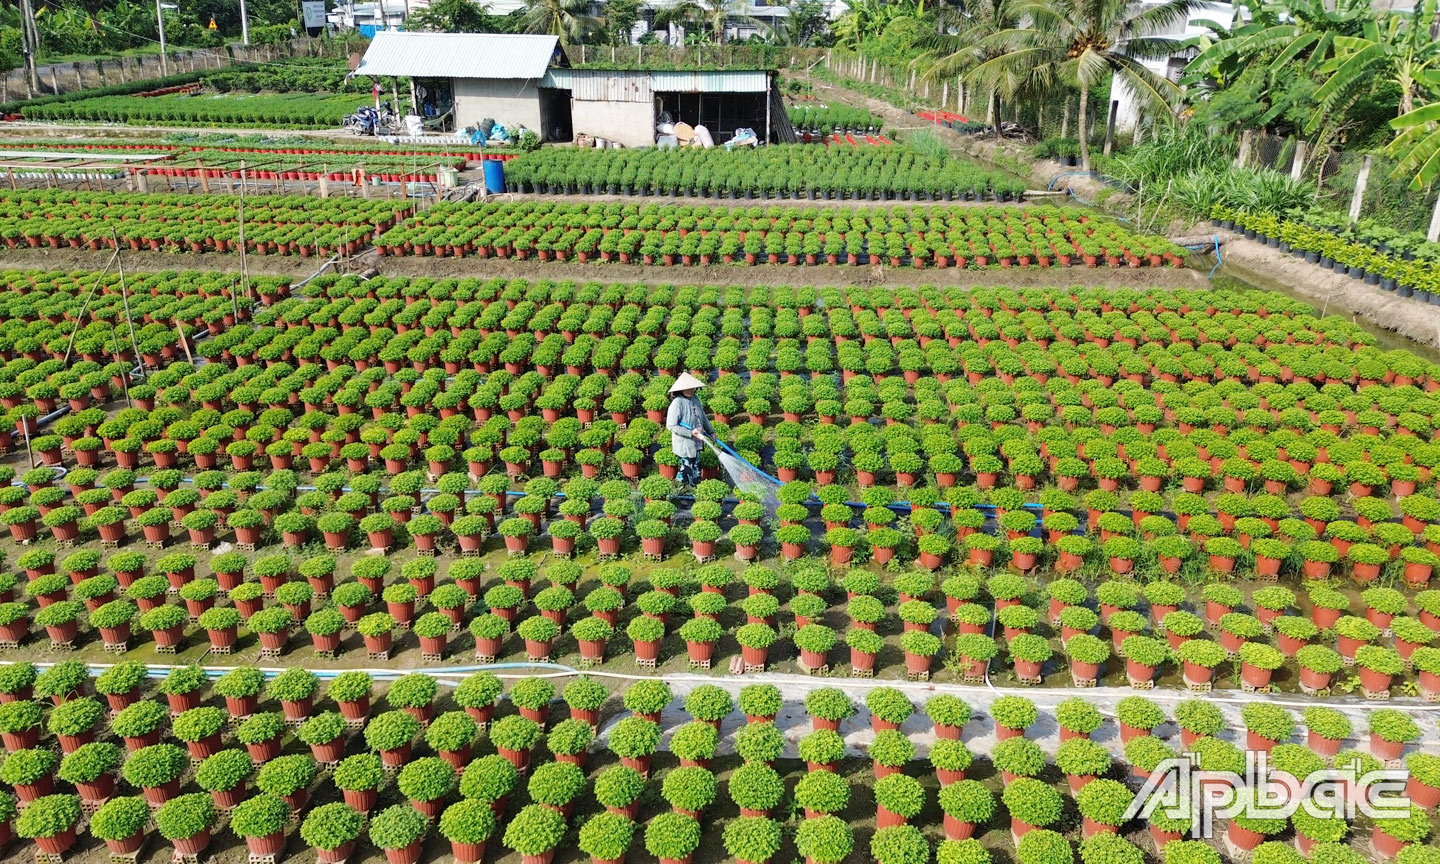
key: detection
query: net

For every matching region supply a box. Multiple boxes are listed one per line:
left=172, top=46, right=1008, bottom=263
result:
left=704, top=438, right=785, bottom=519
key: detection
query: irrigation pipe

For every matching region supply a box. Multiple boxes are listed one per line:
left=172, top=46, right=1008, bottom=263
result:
left=293, top=254, right=340, bottom=290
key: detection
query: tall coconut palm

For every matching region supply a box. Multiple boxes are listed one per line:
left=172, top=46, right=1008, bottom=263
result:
left=521, top=0, right=602, bottom=44
left=653, top=0, right=767, bottom=43
left=973, top=0, right=1202, bottom=170
left=915, top=0, right=1031, bottom=123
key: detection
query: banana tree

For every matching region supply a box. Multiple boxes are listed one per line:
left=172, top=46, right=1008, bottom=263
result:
left=1385, top=72, right=1440, bottom=191
left=1185, top=0, right=1372, bottom=85
left=1309, top=0, right=1440, bottom=128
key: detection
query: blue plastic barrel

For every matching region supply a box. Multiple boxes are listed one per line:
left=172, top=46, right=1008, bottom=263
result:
left=483, top=158, right=505, bottom=193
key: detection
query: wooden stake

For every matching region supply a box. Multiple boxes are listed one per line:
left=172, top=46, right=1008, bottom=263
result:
left=61, top=249, right=119, bottom=364
left=237, top=179, right=250, bottom=302
left=175, top=320, right=194, bottom=364
left=1235, top=129, right=1253, bottom=168
left=112, top=230, right=146, bottom=385
left=1349, top=154, right=1372, bottom=222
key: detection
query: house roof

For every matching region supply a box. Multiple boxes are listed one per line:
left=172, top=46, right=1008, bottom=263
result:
left=354, top=32, right=561, bottom=79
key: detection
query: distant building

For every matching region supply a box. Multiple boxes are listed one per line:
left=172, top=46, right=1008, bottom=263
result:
left=354, top=32, right=566, bottom=134
left=1111, top=0, right=1234, bottom=134
left=327, top=0, right=406, bottom=34
left=353, top=30, right=791, bottom=145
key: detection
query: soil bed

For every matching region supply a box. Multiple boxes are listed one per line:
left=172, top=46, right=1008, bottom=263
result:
left=0, top=246, right=1207, bottom=290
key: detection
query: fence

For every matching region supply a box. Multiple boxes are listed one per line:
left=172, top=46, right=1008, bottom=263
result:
left=1243, top=132, right=1437, bottom=236
left=825, top=51, right=961, bottom=112
left=567, top=45, right=826, bottom=70
left=824, top=50, right=1092, bottom=134
left=0, top=37, right=349, bottom=105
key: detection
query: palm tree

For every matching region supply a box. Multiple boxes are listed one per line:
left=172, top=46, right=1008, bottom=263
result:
left=653, top=0, right=767, bottom=43
left=972, top=0, right=1202, bottom=170
left=768, top=0, right=828, bottom=46
left=521, top=0, right=602, bottom=45
left=914, top=0, right=1029, bottom=123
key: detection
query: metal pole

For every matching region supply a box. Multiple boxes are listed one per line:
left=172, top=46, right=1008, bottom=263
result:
left=18, top=0, right=39, bottom=95
left=764, top=73, right=771, bottom=145
left=156, top=0, right=169, bottom=76
left=237, top=176, right=250, bottom=301
left=240, top=0, right=250, bottom=45
left=61, top=251, right=120, bottom=364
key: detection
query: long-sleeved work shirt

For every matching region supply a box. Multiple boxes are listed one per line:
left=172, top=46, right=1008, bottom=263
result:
left=666, top=394, right=714, bottom=459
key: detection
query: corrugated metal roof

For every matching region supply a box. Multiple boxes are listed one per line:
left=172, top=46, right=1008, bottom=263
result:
left=648, top=69, right=769, bottom=92
left=541, top=68, right=769, bottom=96
left=542, top=69, right=652, bottom=101
left=354, top=32, right=560, bottom=80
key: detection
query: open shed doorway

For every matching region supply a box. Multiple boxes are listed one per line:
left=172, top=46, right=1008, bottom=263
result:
left=656, top=92, right=770, bottom=144
left=413, top=78, right=454, bottom=131
left=540, top=89, right=573, bottom=143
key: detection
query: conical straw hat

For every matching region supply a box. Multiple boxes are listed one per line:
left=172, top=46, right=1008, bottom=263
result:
left=669, top=372, right=706, bottom=393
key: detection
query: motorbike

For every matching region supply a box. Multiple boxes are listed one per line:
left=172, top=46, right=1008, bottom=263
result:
left=344, top=102, right=400, bottom=136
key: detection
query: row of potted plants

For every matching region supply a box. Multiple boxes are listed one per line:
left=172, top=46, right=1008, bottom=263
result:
left=0, top=660, right=1432, bottom=864
left=0, top=190, right=411, bottom=256
left=23, top=90, right=363, bottom=130
left=786, top=105, right=886, bottom=136
left=373, top=201, right=1185, bottom=267
left=2, top=343, right=1436, bottom=592
left=1217, top=206, right=1440, bottom=304
left=502, top=145, right=1022, bottom=200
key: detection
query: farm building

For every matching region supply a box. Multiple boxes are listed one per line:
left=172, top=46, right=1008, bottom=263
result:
left=353, top=32, right=569, bottom=137
left=541, top=67, right=793, bottom=148
left=353, top=32, right=793, bottom=146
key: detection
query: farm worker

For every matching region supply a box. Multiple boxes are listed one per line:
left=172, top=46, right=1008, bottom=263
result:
left=667, top=373, right=714, bottom=488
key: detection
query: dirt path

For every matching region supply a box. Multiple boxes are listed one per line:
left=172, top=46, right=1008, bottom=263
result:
left=799, top=74, right=1125, bottom=206
left=0, top=246, right=1208, bottom=289
left=0, top=121, right=363, bottom=142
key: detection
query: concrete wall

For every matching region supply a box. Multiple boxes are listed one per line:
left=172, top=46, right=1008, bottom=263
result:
left=571, top=98, right=654, bottom=148
left=454, top=77, right=543, bottom=133
left=0, top=39, right=314, bottom=104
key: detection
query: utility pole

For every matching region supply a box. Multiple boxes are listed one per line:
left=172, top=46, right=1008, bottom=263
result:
left=240, top=0, right=250, bottom=44
left=156, top=0, right=169, bottom=75
left=18, top=0, right=40, bottom=95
